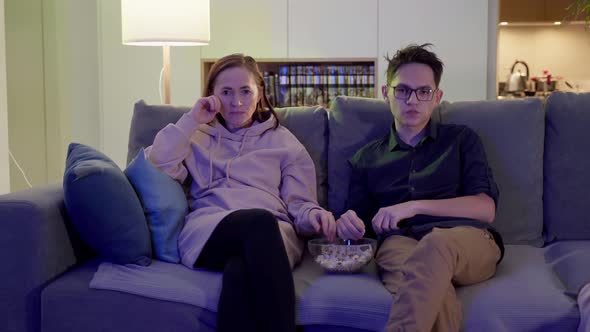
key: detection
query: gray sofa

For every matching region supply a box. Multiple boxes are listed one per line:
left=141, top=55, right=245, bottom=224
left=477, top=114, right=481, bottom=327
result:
left=2, top=92, right=590, bottom=332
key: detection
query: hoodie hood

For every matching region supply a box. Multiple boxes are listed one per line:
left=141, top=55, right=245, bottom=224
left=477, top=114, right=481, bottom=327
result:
left=199, top=114, right=277, bottom=188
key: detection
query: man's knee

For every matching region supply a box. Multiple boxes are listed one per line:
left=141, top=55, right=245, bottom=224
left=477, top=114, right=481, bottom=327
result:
left=419, top=228, right=458, bottom=259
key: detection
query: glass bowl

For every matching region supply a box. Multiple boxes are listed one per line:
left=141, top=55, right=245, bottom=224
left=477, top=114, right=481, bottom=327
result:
left=308, top=238, right=378, bottom=273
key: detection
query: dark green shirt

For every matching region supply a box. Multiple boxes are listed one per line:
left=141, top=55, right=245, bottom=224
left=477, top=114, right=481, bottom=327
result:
left=346, top=119, right=504, bottom=260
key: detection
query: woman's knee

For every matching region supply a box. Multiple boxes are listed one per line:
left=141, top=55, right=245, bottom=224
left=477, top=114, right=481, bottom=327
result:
left=230, top=209, right=280, bottom=237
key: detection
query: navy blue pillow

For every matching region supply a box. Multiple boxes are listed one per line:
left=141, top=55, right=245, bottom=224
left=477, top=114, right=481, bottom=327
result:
left=63, top=143, right=151, bottom=266
left=125, top=149, right=187, bottom=263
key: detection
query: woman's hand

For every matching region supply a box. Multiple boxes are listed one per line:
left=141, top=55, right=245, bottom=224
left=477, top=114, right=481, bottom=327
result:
left=307, top=209, right=336, bottom=242
left=336, top=210, right=365, bottom=240
left=191, top=96, right=222, bottom=125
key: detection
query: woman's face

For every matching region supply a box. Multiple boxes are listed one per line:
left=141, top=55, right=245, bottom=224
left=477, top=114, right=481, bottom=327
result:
left=212, top=66, right=261, bottom=132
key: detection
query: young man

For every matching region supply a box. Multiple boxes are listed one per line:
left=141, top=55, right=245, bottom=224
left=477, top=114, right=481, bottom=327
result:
left=336, top=44, right=504, bottom=332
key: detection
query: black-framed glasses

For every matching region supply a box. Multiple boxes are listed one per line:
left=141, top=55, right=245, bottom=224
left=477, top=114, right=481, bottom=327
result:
left=389, top=85, right=436, bottom=101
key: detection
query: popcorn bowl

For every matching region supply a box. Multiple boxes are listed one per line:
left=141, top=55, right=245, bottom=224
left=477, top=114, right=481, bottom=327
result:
left=308, top=238, right=378, bottom=273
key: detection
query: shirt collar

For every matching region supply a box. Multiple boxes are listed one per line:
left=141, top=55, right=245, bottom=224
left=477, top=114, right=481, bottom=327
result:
left=388, top=119, right=439, bottom=151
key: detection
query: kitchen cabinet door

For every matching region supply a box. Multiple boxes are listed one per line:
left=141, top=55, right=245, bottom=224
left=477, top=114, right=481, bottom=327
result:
left=201, top=0, right=288, bottom=59
left=545, top=0, right=585, bottom=21
left=500, top=0, right=545, bottom=22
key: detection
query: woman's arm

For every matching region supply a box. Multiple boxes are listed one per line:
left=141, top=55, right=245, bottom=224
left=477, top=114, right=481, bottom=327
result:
left=279, top=146, right=334, bottom=239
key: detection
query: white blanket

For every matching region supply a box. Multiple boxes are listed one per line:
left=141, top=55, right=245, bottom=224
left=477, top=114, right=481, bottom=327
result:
left=90, top=260, right=223, bottom=312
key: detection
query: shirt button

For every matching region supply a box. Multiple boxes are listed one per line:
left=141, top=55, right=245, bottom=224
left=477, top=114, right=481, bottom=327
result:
left=409, top=187, right=415, bottom=192
left=411, top=169, right=416, bottom=173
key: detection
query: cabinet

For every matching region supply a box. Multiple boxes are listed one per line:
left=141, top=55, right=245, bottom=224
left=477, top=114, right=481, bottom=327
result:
left=544, top=0, right=585, bottom=21
left=201, top=58, right=377, bottom=108
left=201, top=0, right=287, bottom=59
left=287, top=0, right=378, bottom=58
left=500, top=0, right=585, bottom=22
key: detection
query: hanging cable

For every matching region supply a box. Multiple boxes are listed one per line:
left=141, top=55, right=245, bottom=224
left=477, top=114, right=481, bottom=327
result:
left=158, top=66, right=165, bottom=104
left=8, top=150, right=32, bottom=188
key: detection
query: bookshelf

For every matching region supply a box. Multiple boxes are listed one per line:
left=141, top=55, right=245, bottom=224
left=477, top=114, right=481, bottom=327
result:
left=201, top=58, right=378, bottom=108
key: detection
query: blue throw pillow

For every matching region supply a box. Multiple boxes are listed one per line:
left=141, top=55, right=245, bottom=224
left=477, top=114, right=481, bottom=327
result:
left=63, top=143, right=152, bottom=266
left=125, top=149, right=187, bottom=263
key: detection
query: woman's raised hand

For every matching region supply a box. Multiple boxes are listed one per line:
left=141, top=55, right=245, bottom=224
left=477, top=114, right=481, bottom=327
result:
left=191, top=95, right=222, bottom=125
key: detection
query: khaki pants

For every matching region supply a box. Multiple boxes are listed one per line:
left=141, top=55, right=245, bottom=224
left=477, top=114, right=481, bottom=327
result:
left=376, top=226, right=501, bottom=332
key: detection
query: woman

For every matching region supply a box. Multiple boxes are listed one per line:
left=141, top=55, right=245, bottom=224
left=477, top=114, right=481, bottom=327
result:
left=146, top=54, right=335, bottom=332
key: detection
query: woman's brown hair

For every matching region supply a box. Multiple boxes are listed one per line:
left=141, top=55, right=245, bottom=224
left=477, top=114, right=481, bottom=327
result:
left=203, top=54, right=279, bottom=129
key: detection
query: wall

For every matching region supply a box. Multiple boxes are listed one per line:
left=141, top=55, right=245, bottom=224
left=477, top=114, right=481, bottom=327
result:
left=0, top=0, right=9, bottom=194
left=3, top=0, right=101, bottom=192
left=99, top=0, right=202, bottom=167
left=4, top=0, right=496, bottom=176
left=498, top=24, right=590, bottom=92
left=99, top=0, right=494, bottom=167
left=5, top=0, right=47, bottom=192
left=378, top=0, right=491, bottom=102
left=42, top=0, right=100, bottom=183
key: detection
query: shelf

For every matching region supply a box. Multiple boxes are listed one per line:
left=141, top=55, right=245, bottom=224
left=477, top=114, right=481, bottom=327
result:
left=201, top=58, right=378, bottom=108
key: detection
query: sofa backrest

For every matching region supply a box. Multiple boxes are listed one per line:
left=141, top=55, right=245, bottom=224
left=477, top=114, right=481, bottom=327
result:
left=327, top=95, right=545, bottom=246
left=438, top=98, right=545, bottom=246
left=544, top=92, right=590, bottom=242
left=126, top=100, right=330, bottom=208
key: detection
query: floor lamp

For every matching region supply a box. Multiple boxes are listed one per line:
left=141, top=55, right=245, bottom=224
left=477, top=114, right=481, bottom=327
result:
left=121, top=0, right=210, bottom=104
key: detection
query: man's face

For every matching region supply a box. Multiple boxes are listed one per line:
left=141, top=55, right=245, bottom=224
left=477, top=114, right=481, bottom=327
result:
left=382, top=63, right=443, bottom=132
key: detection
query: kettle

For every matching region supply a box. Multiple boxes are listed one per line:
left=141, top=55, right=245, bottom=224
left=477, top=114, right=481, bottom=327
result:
left=506, top=60, right=529, bottom=92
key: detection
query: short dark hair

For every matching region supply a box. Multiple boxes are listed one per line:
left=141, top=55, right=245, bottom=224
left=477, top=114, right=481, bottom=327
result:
left=385, top=43, right=444, bottom=88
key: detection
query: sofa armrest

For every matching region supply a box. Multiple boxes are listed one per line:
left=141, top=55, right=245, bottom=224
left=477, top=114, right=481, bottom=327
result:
left=0, top=183, right=92, bottom=332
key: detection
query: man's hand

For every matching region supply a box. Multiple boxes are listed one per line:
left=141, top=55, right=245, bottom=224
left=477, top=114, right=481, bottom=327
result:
left=336, top=210, right=365, bottom=240
left=372, top=201, right=417, bottom=234
left=191, top=95, right=222, bottom=125
left=307, top=209, right=336, bottom=242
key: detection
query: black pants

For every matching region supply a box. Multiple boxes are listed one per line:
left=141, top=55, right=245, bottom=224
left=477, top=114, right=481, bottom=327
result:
left=194, top=209, right=295, bottom=332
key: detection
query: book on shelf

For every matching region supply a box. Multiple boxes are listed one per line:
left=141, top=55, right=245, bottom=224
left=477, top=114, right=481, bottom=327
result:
left=254, top=62, right=375, bottom=108
left=278, top=65, right=290, bottom=107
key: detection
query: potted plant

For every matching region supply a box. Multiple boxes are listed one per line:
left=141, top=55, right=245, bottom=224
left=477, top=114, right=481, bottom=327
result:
left=566, top=0, right=590, bottom=28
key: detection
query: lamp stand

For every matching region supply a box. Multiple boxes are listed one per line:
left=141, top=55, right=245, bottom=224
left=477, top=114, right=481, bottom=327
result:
left=162, top=45, right=171, bottom=104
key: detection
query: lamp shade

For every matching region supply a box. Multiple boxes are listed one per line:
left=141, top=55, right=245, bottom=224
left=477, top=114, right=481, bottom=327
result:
left=121, top=0, right=210, bottom=46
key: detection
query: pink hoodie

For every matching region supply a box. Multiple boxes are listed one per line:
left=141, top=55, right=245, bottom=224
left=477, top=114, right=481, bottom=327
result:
left=146, top=112, right=320, bottom=268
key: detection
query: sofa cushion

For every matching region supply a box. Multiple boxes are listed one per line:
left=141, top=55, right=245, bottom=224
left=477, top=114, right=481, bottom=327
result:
left=41, top=259, right=217, bottom=332
left=63, top=143, right=151, bottom=265
left=127, top=100, right=329, bottom=208
left=75, top=244, right=580, bottom=332
left=544, top=241, right=590, bottom=296
left=544, top=92, right=590, bottom=241
left=438, top=98, right=545, bottom=246
left=89, top=251, right=325, bottom=316
left=125, top=148, right=188, bottom=263
left=457, top=245, right=579, bottom=331
left=297, top=261, right=391, bottom=331
left=296, top=245, right=578, bottom=331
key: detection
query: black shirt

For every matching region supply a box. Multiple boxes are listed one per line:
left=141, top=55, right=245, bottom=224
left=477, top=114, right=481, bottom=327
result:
left=346, top=119, right=504, bottom=261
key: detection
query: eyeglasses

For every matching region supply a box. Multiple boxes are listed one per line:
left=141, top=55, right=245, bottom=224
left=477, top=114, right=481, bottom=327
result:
left=389, top=85, right=436, bottom=101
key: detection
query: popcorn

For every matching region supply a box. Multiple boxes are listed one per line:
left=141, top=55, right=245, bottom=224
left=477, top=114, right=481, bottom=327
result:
left=313, top=244, right=374, bottom=273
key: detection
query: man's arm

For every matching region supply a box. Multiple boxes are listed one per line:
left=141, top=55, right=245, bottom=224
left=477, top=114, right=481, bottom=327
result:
left=372, top=193, right=495, bottom=234
left=411, top=193, right=495, bottom=223
left=372, top=127, right=499, bottom=234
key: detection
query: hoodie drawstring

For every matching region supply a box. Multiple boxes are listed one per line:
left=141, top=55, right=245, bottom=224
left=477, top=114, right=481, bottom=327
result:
left=226, top=129, right=249, bottom=182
